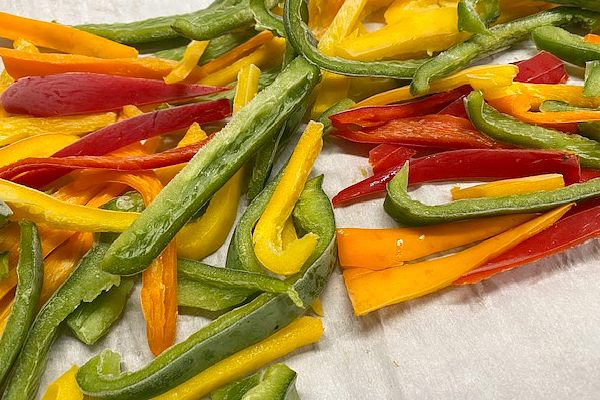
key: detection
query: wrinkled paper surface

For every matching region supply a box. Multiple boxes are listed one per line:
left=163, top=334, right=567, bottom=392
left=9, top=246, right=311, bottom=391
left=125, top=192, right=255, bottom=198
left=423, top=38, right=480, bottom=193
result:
left=1, top=1, right=599, bottom=399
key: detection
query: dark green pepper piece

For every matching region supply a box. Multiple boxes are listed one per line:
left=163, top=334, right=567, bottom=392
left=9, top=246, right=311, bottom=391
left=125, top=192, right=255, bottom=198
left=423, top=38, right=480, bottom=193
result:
left=76, top=175, right=336, bottom=400
left=411, top=7, right=600, bottom=95
left=539, top=100, right=600, bottom=141
left=250, top=0, right=286, bottom=37
left=101, top=57, right=320, bottom=276
left=66, top=277, right=135, bottom=346
left=465, top=90, right=600, bottom=169
left=384, top=161, right=600, bottom=226
left=532, top=26, right=600, bottom=67
left=0, top=251, right=9, bottom=281
left=241, top=364, right=299, bottom=400
left=0, top=201, right=11, bottom=229
left=584, top=60, right=600, bottom=97
left=0, top=221, right=43, bottom=388
left=177, top=277, right=251, bottom=311
left=211, top=372, right=262, bottom=400
left=316, top=98, right=355, bottom=133
left=458, top=0, right=501, bottom=34
left=549, top=1, right=600, bottom=11
left=283, top=0, right=425, bottom=79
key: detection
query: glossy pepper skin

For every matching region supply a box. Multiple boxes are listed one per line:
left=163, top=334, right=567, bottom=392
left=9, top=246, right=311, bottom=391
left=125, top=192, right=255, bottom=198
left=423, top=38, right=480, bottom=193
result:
left=283, top=0, right=425, bottom=79
left=457, top=0, right=500, bottom=34
left=384, top=162, right=600, bottom=226
left=0, top=221, right=42, bottom=387
left=100, top=57, right=320, bottom=276
left=532, top=26, right=600, bottom=67
left=466, top=90, right=600, bottom=169
left=410, top=7, right=600, bottom=95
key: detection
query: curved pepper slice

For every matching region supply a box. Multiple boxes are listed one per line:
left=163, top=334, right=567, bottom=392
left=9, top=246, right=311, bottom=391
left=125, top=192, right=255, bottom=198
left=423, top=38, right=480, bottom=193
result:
left=532, top=25, right=600, bottom=67
left=0, top=221, right=42, bottom=387
left=164, top=40, right=209, bottom=84
left=337, top=213, right=533, bottom=270
left=42, top=366, right=82, bottom=400
left=458, top=0, right=500, bottom=34
left=451, top=174, right=565, bottom=200
left=344, top=205, right=571, bottom=316
left=0, top=134, right=78, bottom=168
left=253, top=121, right=323, bottom=275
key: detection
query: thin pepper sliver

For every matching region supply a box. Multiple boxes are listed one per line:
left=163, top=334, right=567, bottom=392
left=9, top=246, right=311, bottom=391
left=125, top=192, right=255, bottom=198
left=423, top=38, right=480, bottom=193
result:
left=164, top=41, right=209, bottom=84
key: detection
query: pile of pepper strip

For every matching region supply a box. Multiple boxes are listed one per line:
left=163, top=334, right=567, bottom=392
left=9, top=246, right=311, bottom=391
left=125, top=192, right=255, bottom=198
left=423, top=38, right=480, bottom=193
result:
left=0, top=0, right=599, bottom=398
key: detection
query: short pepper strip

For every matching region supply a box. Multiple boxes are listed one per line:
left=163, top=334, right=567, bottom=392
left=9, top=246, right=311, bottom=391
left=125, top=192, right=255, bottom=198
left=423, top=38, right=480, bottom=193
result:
left=164, top=40, right=209, bottom=84
left=344, top=205, right=571, bottom=316
left=253, top=121, right=323, bottom=275
left=42, top=366, right=82, bottom=400
left=451, top=173, right=565, bottom=200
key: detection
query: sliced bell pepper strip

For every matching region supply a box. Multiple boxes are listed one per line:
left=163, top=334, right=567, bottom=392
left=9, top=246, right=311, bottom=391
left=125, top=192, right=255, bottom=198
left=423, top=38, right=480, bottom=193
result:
left=466, top=90, right=600, bottom=169
left=458, top=0, right=500, bottom=34
left=337, top=213, right=533, bottom=270
left=0, top=221, right=42, bottom=387
left=484, top=82, right=600, bottom=109
left=155, top=123, right=208, bottom=184
left=383, top=162, right=600, bottom=226
left=372, top=146, right=418, bottom=174
left=332, top=114, right=502, bottom=149
left=344, top=205, right=571, bottom=315
left=0, top=112, right=117, bottom=147
left=451, top=174, right=565, bottom=200
left=584, top=60, right=600, bottom=97
left=455, top=199, right=600, bottom=284
left=333, top=149, right=581, bottom=206
left=0, top=134, right=78, bottom=168
left=539, top=100, right=600, bottom=141
left=0, top=252, right=8, bottom=280
left=0, top=48, right=205, bottom=81
left=0, top=12, right=138, bottom=59
left=532, top=25, right=600, bottom=67
left=0, top=36, right=39, bottom=116
left=315, top=97, right=355, bottom=133
left=164, top=40, right=209, bottom=84
left=308, top=0, right=345, bottom=39
left=368, top=144, right=402, bottom=166
left=42, top=366, right=83, bottom=400
left=253, top=121, right=322, bottom=275
left=1, top=73, right=225, bottom=117
left=234, top=364, right=299, bottom=400
left=356, top=64, right=518, bottom=107
left=584, top=33, right=600, bottom=44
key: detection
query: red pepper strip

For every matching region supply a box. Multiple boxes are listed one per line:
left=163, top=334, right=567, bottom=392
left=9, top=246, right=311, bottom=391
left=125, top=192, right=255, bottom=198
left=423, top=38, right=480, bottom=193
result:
left=332, top=149, right=581, bottom=206
left=14, top=100, right=231, bottom=188
left=372, top=146, right=418, bottom=174
left=1, top=73, right=226, bottom=117
left=330, top=86, right=472, bottom=130
left=368, top=144, right=401, bottom=166
left=580, top=168, right=600, bottom=182
left=332, top=115, right=503, bottom=149
left=0, top=140, right=209, bottom=181
left=454, top=199, right=600, bottom=285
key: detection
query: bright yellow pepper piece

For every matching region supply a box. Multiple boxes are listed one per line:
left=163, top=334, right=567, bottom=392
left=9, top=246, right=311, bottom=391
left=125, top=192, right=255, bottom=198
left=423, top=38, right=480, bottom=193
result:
left=177, top=64, right=260, bottom=260
left=253, top=121, right=323, bottom=276
left=0, top=134, right=78, bottom=168
left=452, top=174, right=565, bottom=200
left=0, top=179, right=138, bottom=232
left=308, top=0, right=345, bottom=39
left=384, top=0, right=458, bottom=24
left=337, top=213, right=534, bottom=270
left=356, top=64, right=518, bottom=107
left=42, top=365, right=83, bottom=400
left=164, top=40, right=209, bottom=84
left=343, top=204, right=572, bottom=316
left=199, top=38, right=284, bottom=87
left=152, top=316, right=323, bottom=400
left=117, top=104, right=144, bottom=121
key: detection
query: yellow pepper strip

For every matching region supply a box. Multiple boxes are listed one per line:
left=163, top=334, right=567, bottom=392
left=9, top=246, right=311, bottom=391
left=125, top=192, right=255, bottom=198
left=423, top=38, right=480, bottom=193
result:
left=152, top=316, right=323, bottom=400
left=337, top=213, right=534, bottom=270
left=356, top=64, right=518, bottom=107
left=42, top=365, right=83, bottom=400
left=0, top=134, right=79, bottom=168
left=308, top=0, right=345, bottom=39
left=452, top=174, right=565, bottom=200
left=164, top=40, right=209, bottom=84
left=253, top=121, right=323, bottom=276
left=337, top=7, right=469, bottom=61
left=384, top=0, right=458, bottom=24
left=0, top=112, right=117, bottom=147
left=0, top=179, right=138, bottom=232
left=312, top=72, right=352, bottom=119
left=343, top=204, right=572, bottom=316
left=118, top=104, right=144, bottom=121
left=484, top=83, right=600, bottom=109
left=176, top=65, right=260, bottom=260
left=311, top=299, right=324, bottom=316
left=156, top=123, right=208, bottom=184
left=199, top=38, right=285, bottom=87
left=0, top=12, right=138, bottom=59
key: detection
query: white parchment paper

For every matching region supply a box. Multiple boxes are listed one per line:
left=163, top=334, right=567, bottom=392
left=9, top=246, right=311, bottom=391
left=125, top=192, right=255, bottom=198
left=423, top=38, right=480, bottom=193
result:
left=1, top=1, right=599, bottom=399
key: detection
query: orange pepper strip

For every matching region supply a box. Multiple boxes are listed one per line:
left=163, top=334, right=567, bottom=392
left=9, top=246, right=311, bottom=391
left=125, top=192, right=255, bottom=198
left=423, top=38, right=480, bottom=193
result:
left=344, top=205, right=572, bottom=316
left=337, top=213, right=534, bottom=270
left=0, top=49, right=203, bottom=81
left=584, top=33, right=600, bottom=45
left=0, top=12, right=138, bottom=59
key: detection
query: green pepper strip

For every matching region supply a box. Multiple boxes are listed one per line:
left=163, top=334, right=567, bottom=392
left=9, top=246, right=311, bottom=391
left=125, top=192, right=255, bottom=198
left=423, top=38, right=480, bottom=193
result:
left=66, top=277, right=135, bottom=346
left=76, top=0, right=241, bottom=44
left=283, top=0, right=425, bottom=79
left=101, top=57, right=320, bottom=276
left=240, top=364, right=299, bottom=400
left=540, top=100, right=600, bottom=141
left=211, top=372, right=261, bottom=400
left=316, top=98, right=355, bottom=133
left=584, top=60, right=600, bottom=97
left=0, top=221, right=42, bottom=388
left=0, top=200, right=12, bottom=229
left=384, top=161, right=600, bottom=226
left=177, top=277, right=251, bottom=312
left=76, top=177, right=336, bottom=400
left=250, top=0, right=286, bottom=37
left=1, top=193, right=144, bottom=400
left=458, top=0, right=500, bottom=34
left=466, top=90, right=600, bottom=168
left=411, top=7, right=600, bottom=96
left=532, top=26, right=600, bottom=67
left=550, top=0, right=600, bottom=12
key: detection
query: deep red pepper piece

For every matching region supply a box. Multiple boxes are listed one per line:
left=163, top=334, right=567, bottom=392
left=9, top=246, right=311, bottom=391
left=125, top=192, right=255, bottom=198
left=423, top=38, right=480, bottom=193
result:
left=332, top=149, right=581, bottom=206
left=14, top=100, right=231, bottom=188
left=0, top=73, right=227, bottom=117
left=372, top=147, right=418, bottom=174
left=368, top=144, right=401, bottom=166
left=454, top=198, right=600, bottom=285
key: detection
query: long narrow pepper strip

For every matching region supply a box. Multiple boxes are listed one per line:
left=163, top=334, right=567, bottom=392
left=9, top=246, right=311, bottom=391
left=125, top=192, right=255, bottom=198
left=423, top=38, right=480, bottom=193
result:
left=0, top=134, right=78, bottom=168
left=1, top=73, right=225, bottom=117
left=0, top=12, right=138, bottom=58
left=164, top=41, right=209, bottom=84
left=253, top=121, right=323, bottom=276
left=451, top=174, right=565, bottom=200
left=344, top=205, right=571, bottom=316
